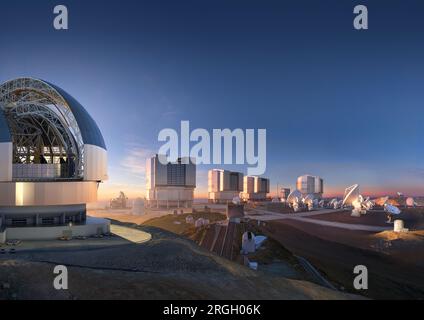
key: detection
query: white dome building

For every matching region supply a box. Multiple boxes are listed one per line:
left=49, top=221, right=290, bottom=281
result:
left=0, top=78, right=109, bottom=242
left=241, top=231, right=256, bottom=254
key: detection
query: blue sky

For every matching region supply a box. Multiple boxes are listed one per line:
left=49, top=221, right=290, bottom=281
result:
left=1, top=0, right=424, bottom=198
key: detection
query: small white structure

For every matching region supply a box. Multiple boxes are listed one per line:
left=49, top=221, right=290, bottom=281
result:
left=248, top=261, right=258, bottom=270
left=254, top=235, right=267, bottom=249
left=194, top=218, right=209, bottom=228
left=132, top=198, right=144, bottom=215
left=185, top=215, right=194, bottom=224
left=406, top=197, right=416, bottom=207
left=232, top=196, right=241, bottom=205
left=394, top=219, right=409, bottom=233
left=194, top=218, right=204, bottom=228
left=241, top=231, right=256, bottom=254
left=384, top=203, right=401, bottom=223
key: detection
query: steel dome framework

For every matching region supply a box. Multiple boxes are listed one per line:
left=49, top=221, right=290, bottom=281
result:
left=0, top=77, right=108, bottom=233
left=0, top=78, right=85, bottom=179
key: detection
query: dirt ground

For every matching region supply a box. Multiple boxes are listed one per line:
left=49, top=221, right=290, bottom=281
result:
left=0, top=224, right=359, bottom=300
left=259, top=218, right=424, bottom=299
left=142, top=212, right=226, bottom=235
left=309, top=210, right=390, bottom=227
left=88, top=209, right=174, bottom=225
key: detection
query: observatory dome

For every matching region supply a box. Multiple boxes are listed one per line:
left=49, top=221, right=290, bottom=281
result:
left=0, top=77, right=108, bottom=230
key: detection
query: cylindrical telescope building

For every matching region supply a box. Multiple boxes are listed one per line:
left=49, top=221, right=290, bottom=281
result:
left=0, top=78, right=108, bottom=230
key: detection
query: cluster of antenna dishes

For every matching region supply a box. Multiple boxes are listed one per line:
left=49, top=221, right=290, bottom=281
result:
left=285, top=183, right=413, bottom=223
left=339, top=184, right=405, bottom=222
left=338, top=184, right=376, bottom=216
left=286, top=190, right=320, bottom=212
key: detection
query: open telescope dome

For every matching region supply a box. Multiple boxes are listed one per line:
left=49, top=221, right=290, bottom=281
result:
left=0, top=77, right=107, bottom=182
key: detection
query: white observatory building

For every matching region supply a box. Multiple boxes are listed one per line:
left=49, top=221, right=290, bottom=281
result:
left=208, top=169, right=243, bottom=204
left=0, top=78, right=109, bottom=242
left=240, top=176, right=270, bottom=201
left=296, top=175, right=324, bottom=199
left=145, top=155, right=196, bottom=208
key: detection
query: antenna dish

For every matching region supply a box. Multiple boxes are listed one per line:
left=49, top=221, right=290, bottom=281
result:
left=287, top=190, right=302, bottom=205
left=302, top=194, right=314, bottom=205
left=406, top=197, right=415, bottom=207
left=384, top=203, right=401, bottom=215
left=342, top=184, right=360, bottom=206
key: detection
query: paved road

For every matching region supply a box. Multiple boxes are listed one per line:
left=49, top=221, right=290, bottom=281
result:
left=289, top=216, right=391, bottom=232
left=246, top=209, right=391, bottom=232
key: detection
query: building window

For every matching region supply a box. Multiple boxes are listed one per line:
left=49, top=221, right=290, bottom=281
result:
left=229, top=173, right=239, bottom=191
left=41, top=217, right=55, bottom=225
left=167, top=163, right=186, bottom=186
left=11, top=219, right=27, bottom=226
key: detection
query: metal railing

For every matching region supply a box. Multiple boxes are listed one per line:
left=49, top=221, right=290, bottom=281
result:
left=12, top=163, right=76, bottom=180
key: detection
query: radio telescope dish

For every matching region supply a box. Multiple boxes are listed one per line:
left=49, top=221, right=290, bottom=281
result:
left=406, top=197, right=415, bottom=207
left=342, top=184, right=360, bottom=206
left=364, top=199, right=375, bottom=210
left=384, top=203, right=401, bottom=215
left=287, top=190, right=302, bottom=204
left=302, top=194, right=314, bottom=205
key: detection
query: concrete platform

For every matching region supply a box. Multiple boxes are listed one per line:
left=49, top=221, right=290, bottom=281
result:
left=0, top=217, right=110, bottom=243
left=110, top=224, right=151, bottom=243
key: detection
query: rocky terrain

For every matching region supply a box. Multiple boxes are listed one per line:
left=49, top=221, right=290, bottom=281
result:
left=0, top=224, right=359, bottom=300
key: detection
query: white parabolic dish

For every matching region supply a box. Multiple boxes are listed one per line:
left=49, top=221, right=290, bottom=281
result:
left=342, top=184, right=360, bottom=206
